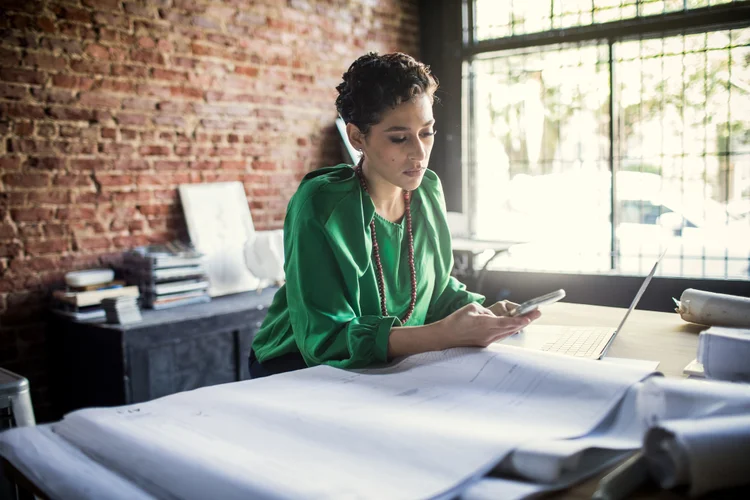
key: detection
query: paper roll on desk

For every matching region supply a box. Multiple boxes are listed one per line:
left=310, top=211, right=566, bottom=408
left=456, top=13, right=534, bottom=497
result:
left=674, top=289, right=750, bottom=327
left=637, top=377, right=750, bottom=497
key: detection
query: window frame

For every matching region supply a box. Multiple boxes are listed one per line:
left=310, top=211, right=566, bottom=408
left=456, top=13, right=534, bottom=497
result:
left=418, top=0, right=750, bottom=309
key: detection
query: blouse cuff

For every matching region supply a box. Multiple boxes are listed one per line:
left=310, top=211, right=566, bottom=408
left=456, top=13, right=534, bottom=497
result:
left=374, top=316, right=401, bottom=363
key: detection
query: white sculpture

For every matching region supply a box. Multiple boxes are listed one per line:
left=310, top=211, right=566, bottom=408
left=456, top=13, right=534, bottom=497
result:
left=244, top=229, right=285, bottom=292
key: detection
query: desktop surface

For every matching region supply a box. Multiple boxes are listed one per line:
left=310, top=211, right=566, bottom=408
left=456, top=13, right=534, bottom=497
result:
left=537, top=301, right=706, bottom=499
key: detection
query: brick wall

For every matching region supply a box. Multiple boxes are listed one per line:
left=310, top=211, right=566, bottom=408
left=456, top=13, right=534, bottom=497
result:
left=0, top=0, right=419, bottom=421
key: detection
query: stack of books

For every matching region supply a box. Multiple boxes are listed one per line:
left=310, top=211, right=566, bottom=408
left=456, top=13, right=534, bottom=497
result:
left=52, top=270, right=140, bottom=322
left=101, top=296, right=142, bottom=325
left=123, top=242, right=211, bottom=310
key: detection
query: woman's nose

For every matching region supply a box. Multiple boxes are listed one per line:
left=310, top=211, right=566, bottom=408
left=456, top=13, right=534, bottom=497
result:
left=409, top=138, right=427, bottom=161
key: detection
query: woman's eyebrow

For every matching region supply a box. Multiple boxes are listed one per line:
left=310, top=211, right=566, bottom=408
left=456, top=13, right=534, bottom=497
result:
left=383, top=120, right=435, bottom=132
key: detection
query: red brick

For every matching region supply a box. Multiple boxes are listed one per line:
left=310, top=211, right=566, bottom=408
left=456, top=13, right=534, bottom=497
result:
left=95, top=174, right=133, bottom=187
left=40, top=37, right=83, bottom=55
left=139, top=145, right=171, bottom=156
left=37, top=123, right=55, bottom=137
left=55, top=141, right=96, bottom=155
left=44, top=224, right=69, bottom=238
left=170, top=86, right=203, bottom=99
left=0, top=83, right=28, bottom=100
left=70, top=159, right=110, bottom=171
left=0, top=46, right=22, bottom=65
left=0, top=242, right=23, bottom=260
left=235, top=66, right=259, bottom=77
left=112, top=64, right=148, bottom=78
left=157, top=39, right=173, bottom=52
left=28, top=190, right=71, bottom=204
left=98, top=142, right=134, bottom=156
left=52, top=174, right=94, bottom=187
left=51, top=74, right=78, bottom=89
left=138, top=205, right=171, bottom=217
left=114, top=159, right=149, bottom=170
left=92, top=12, right=129, bottom=30
left=3, top=174, right=50, bottom=188
left=30, top=87, right=77, bottom=104
left=101, top=128, right=116, bottom=139
left=116, top=113, right=149, bottom=126
left=135, top=83, right=171, bottom=98
left=0, top=157, right=22, bottom=170
left=136, top=174, right=168, bottom=186
left=54, top=125, right=83, bottom=137
left=47, top=106, right=95, bottom=121
left=130, top=49, right=164, bottom=65
left=124, top=2, right=156, bottom=18
left=25, top=157, right=66, bottom=170
left=0, top=67, right=45, bottom=85
left=11, top=208, right=55, bottom=223
left=23, top=52, right=67, bottom=71
left=151, top=68, right=186, bottom=82
left=78, top=91, right=121, bottom=109
left=152, top=160, right=183, bottom=170
left=252, top=160, right=277, bottom=171
left=25, top=238, right=69, bottom=256
left=14, top=122, right=34, bottom=137
left=19, top=223, right=43, bottom=238
left=97, top=79, right=134, bottom=94
left=0, top=223, right=17, bottom=239
left=119, top=129, right=138, bottom=140
left=57, top=207, right=96, bottom=221
left=75, top=236, right=111, bottom=251
left=152, top=115, right=185, bottom=127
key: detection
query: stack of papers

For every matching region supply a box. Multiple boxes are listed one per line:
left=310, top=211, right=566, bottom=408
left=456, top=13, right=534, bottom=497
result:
left=1, top=345, right=749, bottom=499
left=697, top=326, right=750, bottom=382
left=101, top=297, right=142, bottom=325
left=46, top=346, right=657, bottom=500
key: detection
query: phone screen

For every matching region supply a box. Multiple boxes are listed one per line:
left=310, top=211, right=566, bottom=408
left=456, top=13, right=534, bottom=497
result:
left=510, top=289, right=566, bottom=316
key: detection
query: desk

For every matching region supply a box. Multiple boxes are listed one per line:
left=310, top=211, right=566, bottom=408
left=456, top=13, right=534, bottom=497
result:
left=0, top=302, right=725, bottom=500
left=452, top=238, right=519, bottom=290
left=539, top=302, right=703, bottom=499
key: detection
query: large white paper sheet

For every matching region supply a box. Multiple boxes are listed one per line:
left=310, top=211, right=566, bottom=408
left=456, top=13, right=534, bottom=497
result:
left=51, top=346, right=656, bottom=500
left=0, top=425, right=154, bottom=500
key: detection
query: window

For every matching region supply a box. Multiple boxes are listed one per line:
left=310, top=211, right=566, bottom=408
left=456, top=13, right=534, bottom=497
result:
left=464, top=1, right=750, bottom=279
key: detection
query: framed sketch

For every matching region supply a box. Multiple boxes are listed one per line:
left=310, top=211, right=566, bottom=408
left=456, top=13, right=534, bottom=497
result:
left=179, top=181, right=260, bottom=297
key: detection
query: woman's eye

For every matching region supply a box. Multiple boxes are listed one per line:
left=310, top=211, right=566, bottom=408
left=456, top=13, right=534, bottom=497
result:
left=389, top=136, right=407, bottom=144
left=421, top=130, right=436, bottom=137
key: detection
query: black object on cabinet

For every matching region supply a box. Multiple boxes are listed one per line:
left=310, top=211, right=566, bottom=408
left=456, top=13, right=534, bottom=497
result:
left=48, top=288, right=277, bottom=420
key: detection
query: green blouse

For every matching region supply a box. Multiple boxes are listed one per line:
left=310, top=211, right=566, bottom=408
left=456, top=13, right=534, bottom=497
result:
left=251, top=165, right=484, bottom=369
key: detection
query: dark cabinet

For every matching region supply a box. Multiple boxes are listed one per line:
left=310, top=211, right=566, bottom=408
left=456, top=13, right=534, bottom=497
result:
left=48, top=288, right=276, bottom=419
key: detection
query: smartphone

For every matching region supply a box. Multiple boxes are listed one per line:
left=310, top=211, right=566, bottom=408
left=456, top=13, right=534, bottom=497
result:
left=509, top=289, right=566, bottom=316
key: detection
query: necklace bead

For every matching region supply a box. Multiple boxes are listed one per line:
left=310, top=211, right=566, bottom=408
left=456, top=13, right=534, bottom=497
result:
left=355, top=165, right=417, bottom=323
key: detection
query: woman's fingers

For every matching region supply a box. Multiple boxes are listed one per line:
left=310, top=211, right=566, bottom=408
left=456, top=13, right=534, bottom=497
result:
left=488, top=300, right=520, bottom=317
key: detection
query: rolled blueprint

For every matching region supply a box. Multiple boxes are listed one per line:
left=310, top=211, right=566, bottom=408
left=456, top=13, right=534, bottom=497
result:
left=644, top=414, right=750, bottom=497
left=674, top=288, right=750, bottom=327
left=638, top=378, right=750, bottom=496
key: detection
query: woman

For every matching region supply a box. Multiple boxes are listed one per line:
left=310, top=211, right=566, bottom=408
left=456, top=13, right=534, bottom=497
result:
left=249, top=52, right=540, bottom=377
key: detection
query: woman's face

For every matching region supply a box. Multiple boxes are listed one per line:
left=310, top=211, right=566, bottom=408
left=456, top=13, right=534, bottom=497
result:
left=358, top=93, right=436, bottom=192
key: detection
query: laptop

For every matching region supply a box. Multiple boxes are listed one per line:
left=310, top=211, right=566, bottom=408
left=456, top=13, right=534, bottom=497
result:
left=497, top=250, right=666, bottom=360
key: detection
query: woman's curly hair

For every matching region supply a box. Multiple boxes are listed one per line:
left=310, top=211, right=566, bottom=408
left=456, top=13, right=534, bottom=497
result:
left=335, top=52, right=439, bottom=135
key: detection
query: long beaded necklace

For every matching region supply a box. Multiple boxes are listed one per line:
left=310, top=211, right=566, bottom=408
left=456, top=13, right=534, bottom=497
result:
left=354, top=164, right=417, bottom=323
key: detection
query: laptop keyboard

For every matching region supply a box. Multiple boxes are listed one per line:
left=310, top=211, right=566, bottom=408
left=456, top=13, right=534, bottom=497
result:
left=540, top=327, right=612, bottom=358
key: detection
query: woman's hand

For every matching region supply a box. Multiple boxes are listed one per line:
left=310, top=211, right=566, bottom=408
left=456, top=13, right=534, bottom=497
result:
left=436, top=302, right=542, bottom=349
left=488, top=300, right=520, bottom=317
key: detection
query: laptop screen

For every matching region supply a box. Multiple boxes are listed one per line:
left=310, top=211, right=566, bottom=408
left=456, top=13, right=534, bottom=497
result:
left=600, top=248, right=668, bottom=357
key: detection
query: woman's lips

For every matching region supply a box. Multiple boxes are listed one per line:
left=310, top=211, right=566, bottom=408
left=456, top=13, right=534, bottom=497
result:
left=403, top=168, right=425, bottom=177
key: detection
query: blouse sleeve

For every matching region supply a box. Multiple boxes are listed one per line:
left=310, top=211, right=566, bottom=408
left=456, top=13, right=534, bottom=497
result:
left=286, top=214, right=400, bottom=369
left=423, top=174, right=485, bottom=324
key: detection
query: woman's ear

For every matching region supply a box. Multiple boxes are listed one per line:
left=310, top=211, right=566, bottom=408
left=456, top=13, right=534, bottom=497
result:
left=346, top=122, right=365, bottom=152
